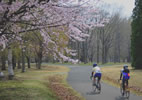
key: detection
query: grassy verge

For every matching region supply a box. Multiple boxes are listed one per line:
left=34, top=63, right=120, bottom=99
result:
left=101, top=64, right=142, bottom=96
left=0, top=65, right=84, bottom=100
left=46, top=62, right=130, bottom=67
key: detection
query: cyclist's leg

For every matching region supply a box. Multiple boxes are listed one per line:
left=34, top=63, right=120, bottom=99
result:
left=126, top=79, right=128, bottom=86
left=126, top=79, right=129, bottom=89
left=95, top=73, right=99, bottom=84
left=97, top=73, right=101, bottom=90
left=122, top=79, right=126, bottom=96
left=122, top=79, right=126, bottom=91
left=93, top=77, right=96, bottom=85
left=97, top=77, right=100, bottom=83
left=93, top=74, right=97, bottom=86
left=125, top=79, right=130, bottom=98
left=97, top=73, right=101, bottom=83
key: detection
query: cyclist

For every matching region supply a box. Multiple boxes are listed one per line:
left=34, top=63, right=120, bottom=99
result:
left=90, top=63, right=102, bottom=87
left=120, top=65, right=130, bottom=95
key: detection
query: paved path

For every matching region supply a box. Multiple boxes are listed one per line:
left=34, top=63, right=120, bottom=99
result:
left=67, top=65, right=142, bottom=100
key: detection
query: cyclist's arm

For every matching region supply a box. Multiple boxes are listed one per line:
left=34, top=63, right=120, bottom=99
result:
left=120, top=72, right=122, bottom=80
left=91, top=71, right=93, bottom=77
left=90, top=71, right=93, bottom=79
left=91, top=68, right=95, bottom=77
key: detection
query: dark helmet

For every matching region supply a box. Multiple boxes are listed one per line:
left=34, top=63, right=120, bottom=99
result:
left=123, top=64, right=128, bottom=69
left=93, top=63, right=97, bottom=67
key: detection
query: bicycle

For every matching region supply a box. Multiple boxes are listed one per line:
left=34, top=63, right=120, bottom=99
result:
left=91, top=77, right=101, bottom=93
left=119, top=80, right=130, bottom=99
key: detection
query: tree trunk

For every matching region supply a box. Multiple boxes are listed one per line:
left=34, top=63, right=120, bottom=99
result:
left=127, top=44, right=131, bottom=62
left=26, top=56, right=31, bottom=68
left=37, top=51, right=42, bottom=69
left=102, top=33, right=105, bottom=64
left=21, top=48, right=25, bottom=72
left=102, top=46, right=105, bottom=64
left=114, top=47, right=117, bottom=63
left=104, top=46, right=108, bottom=63
left=82, top=41, right=87, bottom=64
left=77, top=41, right=80, bottom=61
left=118, top=43, right=121, bottom=62
left=12, top=54, right=16, bottom=70
left=35, top=57, right=38, bottom=68
left=37, top=58, right=41, bottom=69
left=97, top=32, right=100, bottom=63
left=8, top=47, right=14, bottom=80
left=17, top=59, right=21, bottom=69
left=1, top=55, right=6, bottom=70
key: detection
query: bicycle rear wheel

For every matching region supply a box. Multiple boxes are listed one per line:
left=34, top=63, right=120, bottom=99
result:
left=97, top=82, right=101, bottom=93
left=92, top=78, right=101, bottom=93
left=92, top=79, right=97, bottom=92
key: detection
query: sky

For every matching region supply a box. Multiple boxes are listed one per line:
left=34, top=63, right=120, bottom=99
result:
left=66, top=0, right=135, bottom=18
left=101, top=0, right=135, bottom=17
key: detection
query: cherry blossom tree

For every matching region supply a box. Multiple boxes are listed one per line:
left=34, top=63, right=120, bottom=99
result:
left=0, top=0, right=108, bottom=78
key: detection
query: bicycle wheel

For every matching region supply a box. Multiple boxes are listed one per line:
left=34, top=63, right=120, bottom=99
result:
left=92, top=79, right=97, bottom=92
left=125, top=89, right=130, bottom=99
left=92, top=78, right=99, bottom=93
left=97, top=82, right=101, bottom=93
left=92, top=85, right=97, bottom=93
left=120, top=83, right=124, bottom=96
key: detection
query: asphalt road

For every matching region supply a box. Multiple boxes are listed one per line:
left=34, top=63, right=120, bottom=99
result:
left=67, top=65, right=142, bottom=100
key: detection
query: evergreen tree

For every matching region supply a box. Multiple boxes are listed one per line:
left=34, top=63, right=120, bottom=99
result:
left=131, top=0, right=142, bottom=69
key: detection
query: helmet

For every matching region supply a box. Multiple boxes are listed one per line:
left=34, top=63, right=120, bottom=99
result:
left=123, top=64, right=128, bottom=69
left=93, top=63, right=97, bottom=67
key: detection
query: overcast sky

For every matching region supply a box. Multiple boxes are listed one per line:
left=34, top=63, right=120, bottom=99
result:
left=101, top=0, right=135, bottom=17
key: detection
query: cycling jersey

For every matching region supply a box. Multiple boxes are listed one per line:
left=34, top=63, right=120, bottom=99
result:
left=123, top=72, right=130, bottom=80
left=92, top=66, right=102, bottom=80
left=92, top=66, right=101, bottom=74
left=120, top=69, right=130, bottom=80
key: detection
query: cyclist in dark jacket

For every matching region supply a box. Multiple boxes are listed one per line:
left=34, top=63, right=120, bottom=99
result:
left=120, top=65, right=130, bottom=95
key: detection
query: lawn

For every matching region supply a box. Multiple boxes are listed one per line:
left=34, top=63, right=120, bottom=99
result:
left=0, top=65, right=84, bottom=100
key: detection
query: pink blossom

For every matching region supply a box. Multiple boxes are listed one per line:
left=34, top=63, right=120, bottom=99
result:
left=0, top=0, right=106, bottom=63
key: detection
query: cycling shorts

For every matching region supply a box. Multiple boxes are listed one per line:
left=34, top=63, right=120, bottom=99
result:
left=94, top=73, right=102, bottom=78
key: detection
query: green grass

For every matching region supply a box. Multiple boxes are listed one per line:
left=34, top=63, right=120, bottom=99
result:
left=0, top=64, right=84, bottom=100
left=0, top=65, right=69, bottom=100
left=0, top=81, right=55, bottom=100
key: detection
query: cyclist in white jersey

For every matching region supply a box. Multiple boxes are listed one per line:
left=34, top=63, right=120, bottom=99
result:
left=91, top=63, right=102, bottom=85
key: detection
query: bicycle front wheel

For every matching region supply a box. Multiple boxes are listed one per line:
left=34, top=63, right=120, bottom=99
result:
left=120, top=83, right=124, bottom=96
left=125, top=91, right=130, bottom=99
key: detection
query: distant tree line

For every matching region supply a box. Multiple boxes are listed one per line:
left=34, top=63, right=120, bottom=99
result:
left=69, top=11, right=132, bottom=64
